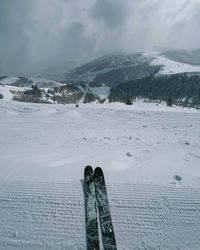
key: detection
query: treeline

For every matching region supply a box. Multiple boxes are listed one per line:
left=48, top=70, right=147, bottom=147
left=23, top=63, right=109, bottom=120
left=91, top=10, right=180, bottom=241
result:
left=12, top=85, right=51, bottom=104
left=109, top=73, right=200, bottom=108
left=11, top=84, right=99, bottom=104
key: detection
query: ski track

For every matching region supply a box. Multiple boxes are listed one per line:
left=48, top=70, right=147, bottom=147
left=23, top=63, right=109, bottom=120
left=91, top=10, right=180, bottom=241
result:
left=108, top=183, right=200, bottom=250
left=0, top=181, right=200, bottom=249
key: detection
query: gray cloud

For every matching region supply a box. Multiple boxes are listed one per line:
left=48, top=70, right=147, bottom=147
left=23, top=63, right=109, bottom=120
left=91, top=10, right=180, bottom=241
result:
left=0, top=0, right=200, bottom=75
left=0, top=0, right=35, bottom=73
left=90, top=0, right=131, bottom=28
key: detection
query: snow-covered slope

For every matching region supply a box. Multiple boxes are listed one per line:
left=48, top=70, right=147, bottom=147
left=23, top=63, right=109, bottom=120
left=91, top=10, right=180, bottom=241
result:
left=0, top=84, right=106, bottom=104
left=1, top=100, right=199, bottom=185
left=29, top=77, right=62, bottom=88
left=0, top=181, right=200, bottom=249
left=0, top=76, right=20, bottom=85
left=0, top=85, right=29, bottom=101
left=162, top=49, right=200, bottom=66
left=0, top=97, right=200, bottom=249
left=90, top=86, right=110, bottom=98
left=145, top=51, right=200, bottom=75
left=2, top=49, right=200, bottom=90
left=0, top=76, right=62, bottom=88
left=63, top=53, right=161, bottom=86
left=54, top=49, right=200, bottom=86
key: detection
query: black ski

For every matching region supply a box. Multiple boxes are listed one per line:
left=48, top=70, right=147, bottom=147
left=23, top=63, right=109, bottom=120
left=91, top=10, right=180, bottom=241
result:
left=94, top=167, right=117, bottom=250
left=84, top=166, right=99, bottom=250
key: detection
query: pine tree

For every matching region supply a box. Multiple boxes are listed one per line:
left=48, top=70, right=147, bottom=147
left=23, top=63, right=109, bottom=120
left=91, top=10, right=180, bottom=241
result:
left=126, top=98, right=132, bottom=105
left=167, top=96, right=173, bottom=107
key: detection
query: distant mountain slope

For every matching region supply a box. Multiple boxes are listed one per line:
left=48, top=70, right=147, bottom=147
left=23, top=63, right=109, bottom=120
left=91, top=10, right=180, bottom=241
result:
left=0, top=76, right=62, bottom=88
left=2, top=49, right=200, bottom=89
left=27, top=61, right=78, bottom=82
left=162, top=49, right=200, bottom=66
left=0, top=78, right=107, bottom=104
left=145, top=51, right=200, bottom=75
left=109, top=74, right=200, bottom=108
left=64, top=53, right=161, bottom=87
left=62, top=50, right=200, bottom=87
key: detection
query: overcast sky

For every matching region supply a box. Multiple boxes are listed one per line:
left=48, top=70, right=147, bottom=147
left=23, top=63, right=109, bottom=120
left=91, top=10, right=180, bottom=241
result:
left=0, top=0, right=200, bottom=74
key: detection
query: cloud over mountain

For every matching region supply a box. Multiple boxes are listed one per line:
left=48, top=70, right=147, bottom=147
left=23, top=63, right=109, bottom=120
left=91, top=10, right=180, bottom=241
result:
left=0, top=0, right=200, bottom=74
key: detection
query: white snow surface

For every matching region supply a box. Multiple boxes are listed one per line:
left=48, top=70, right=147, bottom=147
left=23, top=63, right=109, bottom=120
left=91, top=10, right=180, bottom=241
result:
left=0, top=85, right=30, bottom=101
left=0, top=76, right=62, bottom=88
left=29, top=77, right=62, bottom=86
left=0, top=181, right=200, bottom=249
left=0, top=95, right=200, bottom=249
left=0, top=76, right=20, bottom=84
left=1, top=99, right=199, bottom=185
left=144, top=51, right=200, bottom=75
left=90, top=87, right=110, bottom=98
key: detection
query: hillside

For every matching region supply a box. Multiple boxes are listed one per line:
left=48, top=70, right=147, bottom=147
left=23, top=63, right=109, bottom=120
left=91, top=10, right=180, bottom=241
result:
left=0, top=98, right=200, bottom=249
left=2, top=49, right=200, bottom=90
left=0, top=76, right=62, bottom=88
left=61, top=49, right=200, bottom=87
left=0, top=80, right=107, bottom=105
left=63, top=53, right=161, bottom=87
left=109, top=73, right=200, bottom=108
left=162, top=49, right=200, bottom=66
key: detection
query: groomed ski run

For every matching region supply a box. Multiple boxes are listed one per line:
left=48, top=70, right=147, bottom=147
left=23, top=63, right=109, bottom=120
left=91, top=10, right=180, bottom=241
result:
left=0, top=98, right=200, bottom=249
left=0, top=181, right=200, bottom=249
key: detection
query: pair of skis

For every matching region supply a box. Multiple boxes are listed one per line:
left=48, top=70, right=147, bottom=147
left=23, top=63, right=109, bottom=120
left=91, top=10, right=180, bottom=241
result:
left=84, top=166, right=117, bottom=250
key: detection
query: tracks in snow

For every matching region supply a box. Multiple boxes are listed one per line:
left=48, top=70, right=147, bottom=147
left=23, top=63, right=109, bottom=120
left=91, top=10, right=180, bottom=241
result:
left=0, top=181, right=85, bottom=250
left=108, top=183, right=200, bottom=249
left=0, top=181, right=200, bottom=249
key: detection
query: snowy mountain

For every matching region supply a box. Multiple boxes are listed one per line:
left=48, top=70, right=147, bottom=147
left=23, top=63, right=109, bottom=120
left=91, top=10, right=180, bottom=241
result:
left=162, top=48, right=200, bottom=66
left=147, top=50, right=200, bottom=75
left=57, top=49, right=200, bottom=87
left=63, top=52, right=161, bottom=87
left=0, top=76, right=62, bottom=88
left=1, top=49, right=200, bottom=89
left=1, top=48, right=200, bottom=108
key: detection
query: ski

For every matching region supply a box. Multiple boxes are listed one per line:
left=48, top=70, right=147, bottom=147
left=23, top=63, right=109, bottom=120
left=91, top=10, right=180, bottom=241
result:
left=94, top=167, right=117, bottom=250
left=84, top=165, right=99, bottom=250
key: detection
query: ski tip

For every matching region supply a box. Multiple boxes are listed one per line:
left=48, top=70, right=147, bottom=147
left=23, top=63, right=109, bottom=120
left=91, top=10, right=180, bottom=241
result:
left=84, top=165, right=93, bottom=176
left=94, top=167, right=103, bottom=176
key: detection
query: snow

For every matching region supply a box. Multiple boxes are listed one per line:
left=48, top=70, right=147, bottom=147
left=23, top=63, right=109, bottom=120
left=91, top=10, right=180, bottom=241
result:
left=90, top=87, right=110, bottom=98
left=29, top=77, right=62, bottom=87
left=0, top=76, right=20, bottom=84
left=0, top=181, right=200, bottom=249
left=0, top=90, right=200, bottom=249
left=0, top=99, right=199, bottom=185
left=0, top=76, right=62, bottom=88
left=0, top=85, right=29, bottom=101
left=144, top=51, right=200, bottom=75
